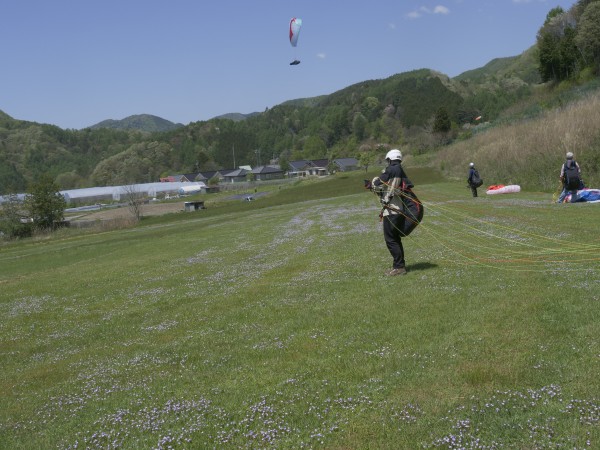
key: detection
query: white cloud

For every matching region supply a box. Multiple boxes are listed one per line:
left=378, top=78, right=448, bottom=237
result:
left=317, top=53, right=326, bottom=60
left=407, top=5, right=450, bottom=19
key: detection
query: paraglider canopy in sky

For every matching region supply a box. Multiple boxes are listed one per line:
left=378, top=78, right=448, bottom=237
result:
left=289, top=17, right=302, bottom=47
left=289, top=17, right=302, bottom=66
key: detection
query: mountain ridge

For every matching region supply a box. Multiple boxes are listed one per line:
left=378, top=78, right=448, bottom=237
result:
left=88, top=114, right=184, bottom=132
left=3, top=41, right=597, bottom=194
left=84, top=47, right=541, bottom=132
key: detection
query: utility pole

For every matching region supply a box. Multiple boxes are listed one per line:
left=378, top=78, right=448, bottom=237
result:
left=232, top=144, right=236, bottom=169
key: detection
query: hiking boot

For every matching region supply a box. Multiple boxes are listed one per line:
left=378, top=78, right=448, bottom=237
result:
left=387, top=267, right=407, bottom=276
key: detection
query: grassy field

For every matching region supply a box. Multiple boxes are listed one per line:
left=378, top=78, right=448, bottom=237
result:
left=1, top=170, right=600, bottom=449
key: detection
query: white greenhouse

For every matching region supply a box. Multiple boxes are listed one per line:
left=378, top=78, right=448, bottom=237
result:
left=0, top=182, right=207, bottom=206
left=60, top=182, right=207, bottom=205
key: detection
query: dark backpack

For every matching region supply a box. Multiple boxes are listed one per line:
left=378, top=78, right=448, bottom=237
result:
left=470, top=170, right=483, bottom=188
left=563, top=161, right=581, bottom=190
left=399, top=189, right=424, bottom=237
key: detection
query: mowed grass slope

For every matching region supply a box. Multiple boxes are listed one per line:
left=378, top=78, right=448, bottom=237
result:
left=1, top=171, right=599, bottom=449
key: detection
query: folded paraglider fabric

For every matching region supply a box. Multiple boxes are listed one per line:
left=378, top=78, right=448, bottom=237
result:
left=486, top=185, right=521, bottom=195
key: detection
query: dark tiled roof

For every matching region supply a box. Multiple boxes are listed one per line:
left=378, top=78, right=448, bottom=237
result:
left=334, top=157, right=359, bottom=167
left=251, top=165, right=284, bottom=174
left=288, top=160, right=311, bottom=170
left=224, top=168, right=249, bottom=177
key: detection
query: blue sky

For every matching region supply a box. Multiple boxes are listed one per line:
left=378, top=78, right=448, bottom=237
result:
left=1, top=0, right=577, bottom=130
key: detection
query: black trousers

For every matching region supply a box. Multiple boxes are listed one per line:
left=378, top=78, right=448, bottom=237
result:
left=470, top=185, right=478, bottom=197
left=383, top=214, right=405, bottom=269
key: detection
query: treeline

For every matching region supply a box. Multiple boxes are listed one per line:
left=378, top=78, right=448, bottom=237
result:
left=537, top=0, right=600, bottom=82
left=0, top=67, right=535, bottom=194
left=0, top=113, right=145, bottom=193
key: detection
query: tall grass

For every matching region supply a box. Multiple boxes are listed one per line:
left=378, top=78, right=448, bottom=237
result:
left=1, top=171, right=600, bottom=448
left=435, top=90, right=600, bottom=191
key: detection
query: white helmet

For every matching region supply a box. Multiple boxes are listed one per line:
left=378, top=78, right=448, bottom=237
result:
left=469, top=162, right=475, bottom=167
left=566, top=152, right=574, bottom=159
left=385, top=149, right=402, bottom=161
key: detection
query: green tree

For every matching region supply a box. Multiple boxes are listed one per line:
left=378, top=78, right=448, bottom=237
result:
left=303, top=135, right=327, bottom=159
left=537, top=7, right=567, bottom=81
left=358, top=150, right=377, bottom=173
left=352, top=112, right=367, bottom=141
left=361, top=96, right=380, bottom=121
left=574, top=0, right=600, bottom=21
left=25, top=174, right=66, bottom=230
left=544, top=6, right=566, bottom=25
left=0, top=160, right=27, bottom=194
left=278, top=154, right=291, bottom=173
left=194, top=149, right=210, bottom=171
left=575, top=1, right=600, bottom=72
left=55, top=171, right=85, bottom=189
left=559, top=26, right=580, bottom=79
left=537, top=26, right=562, bottom=81
left=433, top=107, right=451, bottom=133
left=0, top=193, right=32, bottom=239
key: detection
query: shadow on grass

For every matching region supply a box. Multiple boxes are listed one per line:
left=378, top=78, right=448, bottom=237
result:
left=408, top=261, right=438, bottom=272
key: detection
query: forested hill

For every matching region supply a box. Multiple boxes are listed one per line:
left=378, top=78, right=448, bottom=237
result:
left=88, top=114, right=184, bottom=132
left=454, top=46, right=541, bottom=86
left=0, top=54, right=555, bottom=194
left=211, top=112, right=261, bottom=122
left=2, top=0, right=600, bottom=195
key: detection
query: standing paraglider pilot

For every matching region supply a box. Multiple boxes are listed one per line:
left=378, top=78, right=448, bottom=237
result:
left=371, top=149, right=423, bottom=276
left=557, top=152, right=583, bottom=203
left=467, top=162, right=482, bottom=197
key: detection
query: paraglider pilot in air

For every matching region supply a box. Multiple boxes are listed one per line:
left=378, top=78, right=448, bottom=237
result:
left=289, top=18, right=302, bottom=66
left=370, top=149, right=423, bottom=276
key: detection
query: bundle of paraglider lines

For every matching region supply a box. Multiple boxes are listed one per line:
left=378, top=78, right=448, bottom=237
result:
left=367, top=181, right=600, bottom=272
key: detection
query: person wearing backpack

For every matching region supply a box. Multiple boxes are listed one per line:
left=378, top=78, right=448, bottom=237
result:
left=371, top=149, right=423, bottom=276
left=557, top=152, right=582, bottom=203
left=467, top=162, right=482, bottom=197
